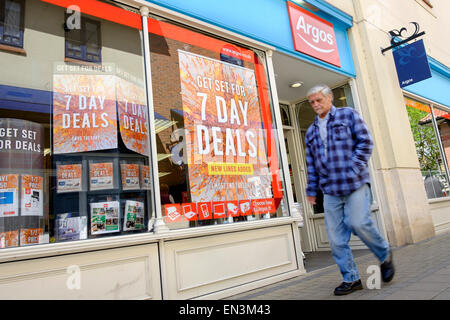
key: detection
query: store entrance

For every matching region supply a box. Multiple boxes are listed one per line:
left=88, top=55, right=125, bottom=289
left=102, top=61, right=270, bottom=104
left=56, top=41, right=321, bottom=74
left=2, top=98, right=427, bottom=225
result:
left=273, top=52, right=382, bottom=252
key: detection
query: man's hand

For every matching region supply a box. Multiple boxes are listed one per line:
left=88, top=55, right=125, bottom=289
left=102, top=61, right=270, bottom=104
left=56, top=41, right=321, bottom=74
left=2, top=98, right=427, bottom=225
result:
left=307, top=196, right=316, bottom=205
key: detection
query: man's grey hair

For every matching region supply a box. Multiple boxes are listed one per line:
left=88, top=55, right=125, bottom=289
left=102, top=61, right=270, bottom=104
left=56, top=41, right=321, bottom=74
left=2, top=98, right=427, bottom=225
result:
left=307, top=84, right=333, bottom=99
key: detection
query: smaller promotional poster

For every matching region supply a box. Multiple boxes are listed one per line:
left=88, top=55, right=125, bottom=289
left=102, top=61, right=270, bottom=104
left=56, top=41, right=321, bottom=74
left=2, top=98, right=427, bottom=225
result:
left=120, top=163, right=140, bottom=190
left=0, top=174, right=19, bottom=217
left=0, top=230, right=19, bottom=248
left=20, top=228, right=43, bottom=246
left=57, top=164, right=83, bottom=193
left=21, top=175, right=44, bottom=216
left=56, top=213, right=87, bottom=241
left=123, top=200, right=145, bottom=231
left=116, top=77, right=150, bottom=156
left=140, top=165, right=151, bottom=190
left=89, top=162, right=114, bottom=191
left=90, top=201, right=120, bottom=235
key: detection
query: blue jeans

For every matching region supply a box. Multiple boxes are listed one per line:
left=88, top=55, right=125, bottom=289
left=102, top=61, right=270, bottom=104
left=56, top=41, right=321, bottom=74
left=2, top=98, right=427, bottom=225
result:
left=323, top=183, right=390, bottom=282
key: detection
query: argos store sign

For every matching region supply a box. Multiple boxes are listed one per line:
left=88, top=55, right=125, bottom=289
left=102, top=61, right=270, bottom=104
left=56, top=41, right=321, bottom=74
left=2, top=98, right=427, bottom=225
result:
left=287, top=1, right=341, bottom=67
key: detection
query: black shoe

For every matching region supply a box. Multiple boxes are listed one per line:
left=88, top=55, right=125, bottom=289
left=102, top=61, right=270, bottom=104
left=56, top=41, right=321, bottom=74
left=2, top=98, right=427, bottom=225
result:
left=380, top=250, right=395, bottom=283
left=333, top=279, right=363, bottom=296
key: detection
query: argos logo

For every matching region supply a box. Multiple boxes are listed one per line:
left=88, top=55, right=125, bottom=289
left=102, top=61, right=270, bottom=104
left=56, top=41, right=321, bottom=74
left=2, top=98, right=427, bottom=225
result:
left=287, top=1, right=341, bottom=67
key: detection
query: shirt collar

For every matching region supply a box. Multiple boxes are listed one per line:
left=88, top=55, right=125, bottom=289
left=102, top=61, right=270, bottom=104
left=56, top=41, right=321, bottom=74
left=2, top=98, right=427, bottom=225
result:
left=314, top=105, right=336, bottom=126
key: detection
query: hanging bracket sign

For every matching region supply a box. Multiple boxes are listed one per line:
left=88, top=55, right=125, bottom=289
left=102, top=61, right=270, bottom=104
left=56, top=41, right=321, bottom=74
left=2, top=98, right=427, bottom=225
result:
left=381, top=22, right=431, bottom=88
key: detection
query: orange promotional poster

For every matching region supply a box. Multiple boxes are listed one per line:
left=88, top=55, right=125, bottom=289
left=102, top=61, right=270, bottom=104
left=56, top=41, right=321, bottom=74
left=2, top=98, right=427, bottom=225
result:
left=178, top=50, right=273, bottom=203
left=89, top=162, right=114, bottom=190
left=116, top=76, right=150, bottom=156
left=56, top=164, right=83, bottom=193
left=21, top=175, right=43, bottom=216
left=52, top=64, right=118, bottom=154
left=120, top=163, right=140, bottom=190
left=0, top=230, right=19, bottom=248
left=20, top=228, right=43, bottom=246
left=0, top=174, right=19, bottom=217
left=140, top=165, right=151, bottom=190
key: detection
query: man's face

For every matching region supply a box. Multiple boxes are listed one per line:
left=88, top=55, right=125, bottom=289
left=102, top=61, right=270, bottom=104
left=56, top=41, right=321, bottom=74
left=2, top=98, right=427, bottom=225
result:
left=308, top=91, right=333, bottom=118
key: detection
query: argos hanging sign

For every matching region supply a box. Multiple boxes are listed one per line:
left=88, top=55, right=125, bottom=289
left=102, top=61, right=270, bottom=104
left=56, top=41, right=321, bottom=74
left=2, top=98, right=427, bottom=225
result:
left=287, top=1, right=341, bottom=67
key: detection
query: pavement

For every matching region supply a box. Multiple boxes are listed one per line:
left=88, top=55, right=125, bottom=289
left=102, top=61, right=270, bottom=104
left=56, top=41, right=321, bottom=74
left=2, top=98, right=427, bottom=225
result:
left=227, top=231, right=450, bottom=300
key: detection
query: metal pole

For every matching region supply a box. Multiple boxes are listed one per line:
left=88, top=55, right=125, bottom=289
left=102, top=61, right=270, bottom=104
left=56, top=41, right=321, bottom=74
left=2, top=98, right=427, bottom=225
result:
left=140, top=6, right=169, bottom=233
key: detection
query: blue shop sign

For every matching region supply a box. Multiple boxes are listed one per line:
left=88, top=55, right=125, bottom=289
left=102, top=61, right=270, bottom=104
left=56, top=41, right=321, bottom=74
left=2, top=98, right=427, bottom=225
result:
left=393, top=39, right=432, bottom=88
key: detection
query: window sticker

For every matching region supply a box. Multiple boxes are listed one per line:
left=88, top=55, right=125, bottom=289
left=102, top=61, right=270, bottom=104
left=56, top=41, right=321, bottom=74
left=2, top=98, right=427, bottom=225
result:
left=164, top=203, right=182, bottom=223
left=181, top=203, right=198, bottom=221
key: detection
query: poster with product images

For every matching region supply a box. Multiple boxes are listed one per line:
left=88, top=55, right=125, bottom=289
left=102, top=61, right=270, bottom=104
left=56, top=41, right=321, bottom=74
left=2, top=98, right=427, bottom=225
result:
left=89, top=162, right=114, bottom=191
left=20, top=175, right=43, bottom=216
left=0, top=174, right=19, bottom=217
left=90, top=201, right=120, bottom=235
left=56, top=213, right=87, bottom=241
left=56, top=164, right=83, bottom=193
left=140, top=165, right=151, bottom=190
left=178, top=50, right=273, bottom=203
left=123, top=200, right=145, bottom=231
left=116, top=76, right=150, bottom=156
left=52, top=64, right=118, bottom=154
left=120, top=163, right=140, bottom=190
left=0, top=230, right=19, bottom=248
left=20, top=228, right=43, bottom=246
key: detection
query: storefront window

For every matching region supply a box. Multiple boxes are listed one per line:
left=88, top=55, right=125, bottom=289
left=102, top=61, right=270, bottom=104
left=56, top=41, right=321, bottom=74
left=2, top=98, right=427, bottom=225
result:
left=147, top=17, right=288, bottom=228
left=0, top=0, right=151, bottom=249
left=405, top=97, right=450, bottom=199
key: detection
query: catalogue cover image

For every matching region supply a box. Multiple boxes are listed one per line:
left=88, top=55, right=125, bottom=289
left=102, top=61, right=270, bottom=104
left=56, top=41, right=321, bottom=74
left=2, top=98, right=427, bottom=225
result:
left=178, top=50, right=274, bottom=203
left=56, top=213, right=87, bottom=241
left=123, top=200, right=145, bottom=231
left=90, top=201, right=120, bottom=235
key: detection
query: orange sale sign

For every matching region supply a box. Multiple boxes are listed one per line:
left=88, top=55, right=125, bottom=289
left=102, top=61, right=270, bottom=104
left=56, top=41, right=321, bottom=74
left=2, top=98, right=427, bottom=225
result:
left=21, top=175, right=43, bottom=216
left=178, top=50, right=274, bottom=203
left=117, top=77, right=150, bottom=156
left=53, top=72, right=118, bottom=154
left=0, top=174, right=19, bottom=217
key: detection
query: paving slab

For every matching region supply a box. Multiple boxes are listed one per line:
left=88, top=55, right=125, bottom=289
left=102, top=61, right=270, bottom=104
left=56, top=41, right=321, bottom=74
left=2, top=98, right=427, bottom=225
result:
left=227, top=231, right=450, bottom=300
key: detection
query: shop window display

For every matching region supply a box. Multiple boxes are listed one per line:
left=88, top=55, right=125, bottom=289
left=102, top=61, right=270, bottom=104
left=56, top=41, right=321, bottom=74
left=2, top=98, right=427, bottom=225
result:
left=147, top=17, right=288, bottom=229
left=405, top=97, right=450, bottom=199
left=0, top=0, right=152, bottom=249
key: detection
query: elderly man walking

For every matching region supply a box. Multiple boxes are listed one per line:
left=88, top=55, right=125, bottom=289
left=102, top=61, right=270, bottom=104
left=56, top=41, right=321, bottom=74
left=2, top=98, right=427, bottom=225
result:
left=304, top=84, right=395, bottom=296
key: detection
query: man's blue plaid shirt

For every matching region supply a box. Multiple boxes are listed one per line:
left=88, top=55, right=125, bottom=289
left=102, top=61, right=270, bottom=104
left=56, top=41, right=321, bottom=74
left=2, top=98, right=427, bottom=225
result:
left=305, top=106, right=373, bottom=197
